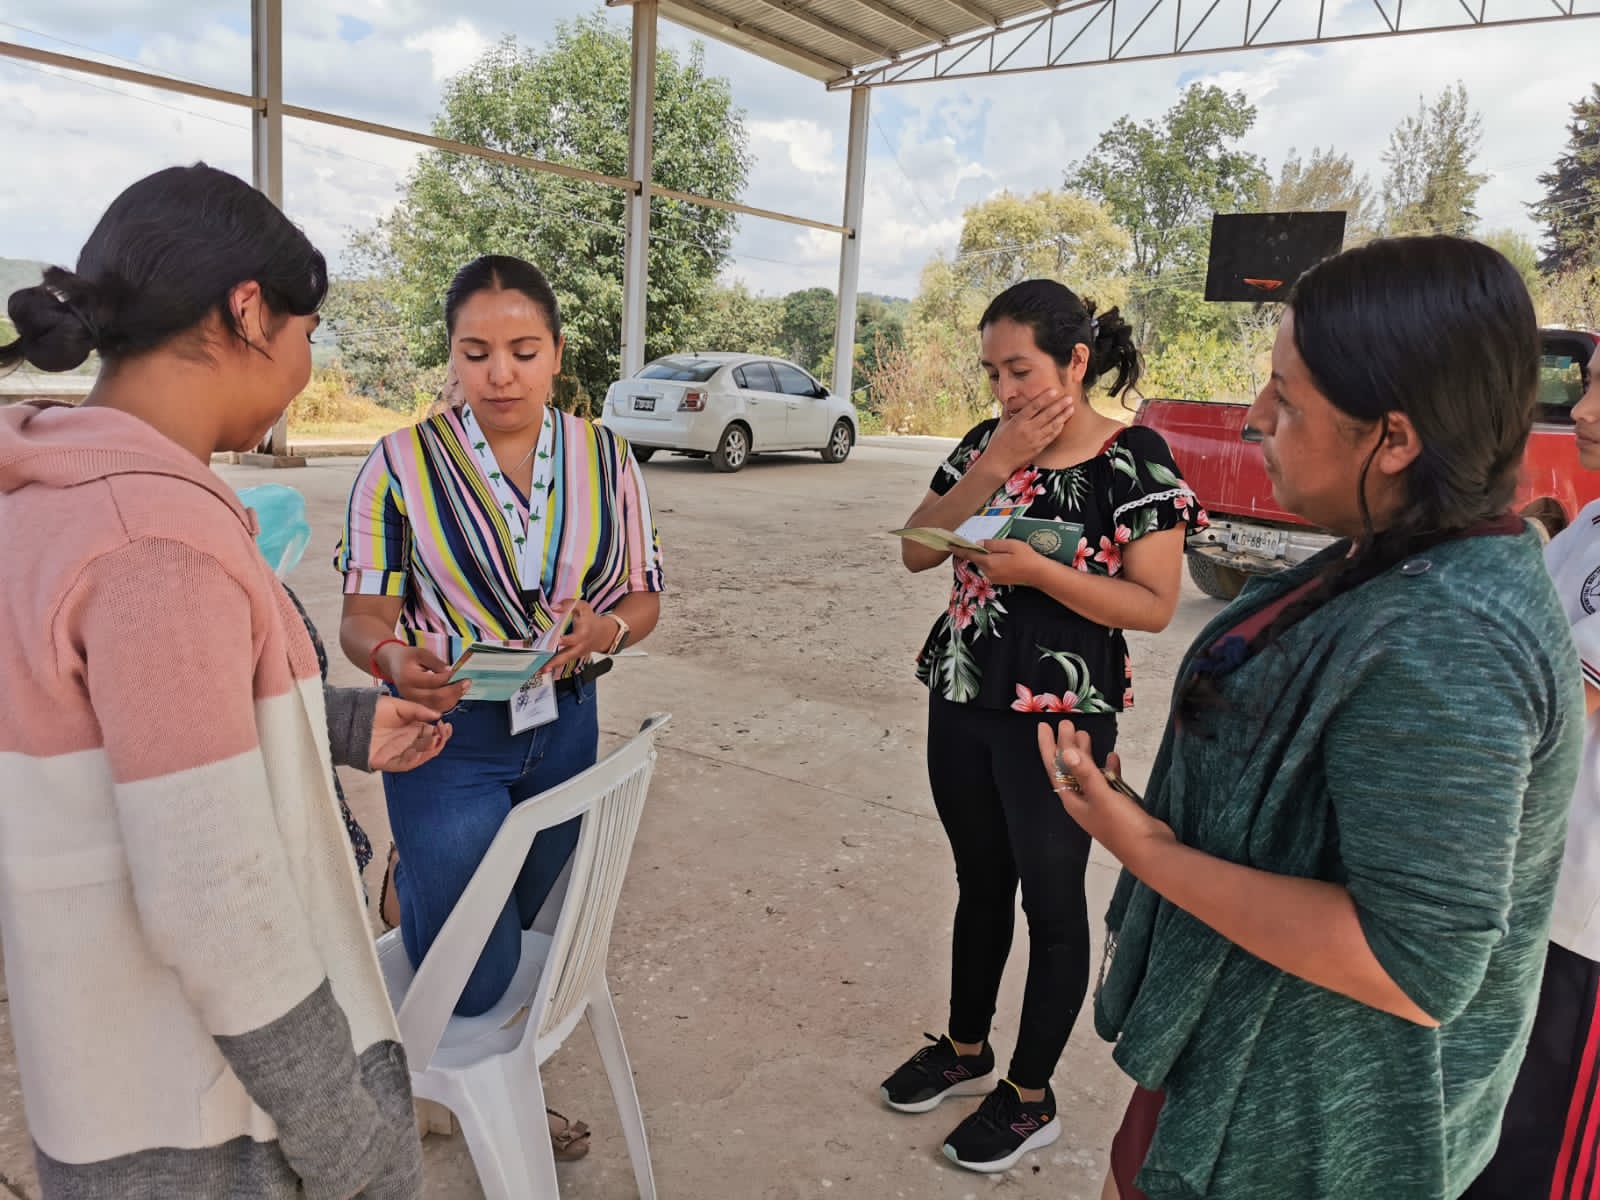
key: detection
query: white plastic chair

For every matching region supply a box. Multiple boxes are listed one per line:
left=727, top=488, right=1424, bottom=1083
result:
left=376, top=714, right=670, bottom=1200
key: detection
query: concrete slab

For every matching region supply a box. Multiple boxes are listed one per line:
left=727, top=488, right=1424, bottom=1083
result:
left=0, top=441, right=1226, bottom=1199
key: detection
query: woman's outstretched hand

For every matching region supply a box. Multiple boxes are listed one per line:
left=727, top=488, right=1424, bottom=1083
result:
left=1036, top=720, right=1174, bottom=868
left=369, top=696, right=452, bottom=772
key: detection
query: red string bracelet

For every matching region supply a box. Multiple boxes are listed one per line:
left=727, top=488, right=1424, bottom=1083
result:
left=369, top=637, right=408, bottom=682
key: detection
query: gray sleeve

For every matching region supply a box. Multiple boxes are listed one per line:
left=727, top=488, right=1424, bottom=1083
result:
left=323, top=686, right=381, bottom=771
left=214, top=980, right=422, bottom=1200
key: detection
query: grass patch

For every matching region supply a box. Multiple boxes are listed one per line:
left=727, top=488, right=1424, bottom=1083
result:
left=287, top=366, right=425, bottom=443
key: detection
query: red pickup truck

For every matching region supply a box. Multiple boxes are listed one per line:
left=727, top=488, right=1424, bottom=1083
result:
left=1136, top=327, right=1600, bottom=599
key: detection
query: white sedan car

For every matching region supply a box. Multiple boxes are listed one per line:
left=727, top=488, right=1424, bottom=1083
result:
left=599, top=352, right=858, bottom=472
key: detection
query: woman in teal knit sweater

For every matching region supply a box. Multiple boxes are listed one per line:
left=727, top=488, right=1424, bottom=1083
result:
left=1043, top=236, right=1584, bottom=1200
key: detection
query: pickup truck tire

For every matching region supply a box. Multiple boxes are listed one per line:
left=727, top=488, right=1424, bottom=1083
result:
left=1187, top=553, right=1248, bottom=601
left=632, top=447, right=657, bottom=463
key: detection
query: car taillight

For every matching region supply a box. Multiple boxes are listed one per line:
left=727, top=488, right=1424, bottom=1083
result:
left=679, top=389, right=706, bottom=412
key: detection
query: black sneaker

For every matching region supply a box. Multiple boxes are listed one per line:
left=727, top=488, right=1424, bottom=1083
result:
left=941, top=1079, right=1061, bottom=1173
left=879, top=1033, right=995, bottom=1113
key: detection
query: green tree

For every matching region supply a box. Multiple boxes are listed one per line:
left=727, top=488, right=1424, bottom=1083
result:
left=1381, top=82, right=1488, bottom=236
left=1068, top=84, right=1266, bottom=279
left=912, top=190, right=1131, bottom=340
left=370, top=17, right=751, bottom=404
left=854, top=294, right=907, bottom=381
left=1067, top=85, right=1266, bottom=347
left=1480, top=229, right=1541, bottom=292
left=777, top=287, right=836, bottom=374
left=1536, top=266, right=1600, bottom=330
left=953, top=189, right=1131, bottom=307
left=1531, top=84, right=1600, bottom=272
left=1142, top=329, right=1258, bottom=404
left=678, top=281, right=781, bottom=355
left=1255, top=146, right=1378, bottom=242
left=319, top=233, right=426, bottom=409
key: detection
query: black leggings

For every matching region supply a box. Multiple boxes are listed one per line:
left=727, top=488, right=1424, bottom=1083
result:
left=927, top=692, right=1117, bottom=1091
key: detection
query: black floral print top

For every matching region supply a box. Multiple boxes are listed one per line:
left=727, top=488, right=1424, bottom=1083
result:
left=915, top=420, right=1206, bottom=713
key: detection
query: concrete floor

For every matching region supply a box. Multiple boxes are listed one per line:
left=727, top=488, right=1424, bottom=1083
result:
left=0, top=436, right=1227, bottom=1200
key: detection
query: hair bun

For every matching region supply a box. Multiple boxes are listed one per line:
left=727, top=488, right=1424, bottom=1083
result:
left=1083, top=302, right=1141, bottom=397
left=5, top=268, right=99, bottom=373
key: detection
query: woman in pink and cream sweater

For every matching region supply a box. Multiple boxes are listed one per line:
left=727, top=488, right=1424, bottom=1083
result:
left=0, top=164, right=440, bottom=1199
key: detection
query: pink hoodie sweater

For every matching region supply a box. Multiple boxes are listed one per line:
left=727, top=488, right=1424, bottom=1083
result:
left=0, top=403, right=419, bottom=1199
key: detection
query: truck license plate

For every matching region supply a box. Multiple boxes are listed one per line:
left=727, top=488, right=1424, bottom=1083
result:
left=633, top=396, right=656, bottom=412
left=1228, top=526, right=1286, bottom=557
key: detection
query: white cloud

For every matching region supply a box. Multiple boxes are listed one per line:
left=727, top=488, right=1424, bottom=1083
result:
left=747, top=118, right=836, bottom=175
left=404, top=20, right=493, bottom=85
left=0, top=61, right=252, bottom=266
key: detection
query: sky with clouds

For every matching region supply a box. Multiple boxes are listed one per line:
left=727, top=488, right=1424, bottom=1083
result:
left=3, top=0, right=1598, bottom=302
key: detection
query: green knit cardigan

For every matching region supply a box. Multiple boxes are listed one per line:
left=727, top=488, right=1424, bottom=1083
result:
left=1098, top=527, right=1582, bottom=1200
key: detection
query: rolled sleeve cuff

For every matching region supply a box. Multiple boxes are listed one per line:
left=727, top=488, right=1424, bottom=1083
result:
left=1353, top=892, right=1500, bottom=1025
left=628, top=567, right=666, bottom=594
left=342, top=569, right=406, bottom=597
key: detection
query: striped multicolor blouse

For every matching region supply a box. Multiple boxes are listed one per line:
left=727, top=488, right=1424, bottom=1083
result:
left=337, top=405, right=665, bottom=664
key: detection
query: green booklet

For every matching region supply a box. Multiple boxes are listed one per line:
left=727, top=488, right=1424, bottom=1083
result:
left=1005, top=517, right=1084, bottom=565
left=446, top=608, right=576, bottom=702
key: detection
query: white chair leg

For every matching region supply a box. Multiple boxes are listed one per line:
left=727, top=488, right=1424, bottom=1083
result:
left=450, top=1060, right=561, bottom=1200
left=587, top=977, right=656, bottom=1200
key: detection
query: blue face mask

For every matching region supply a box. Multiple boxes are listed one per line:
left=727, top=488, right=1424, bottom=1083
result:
left=238, top=484, right=312, bottom=579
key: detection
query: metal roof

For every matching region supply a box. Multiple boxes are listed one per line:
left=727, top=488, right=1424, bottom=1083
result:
left=615, top=0, right=1600, bottom=91
left=614, top=0, right=1041, bottom=83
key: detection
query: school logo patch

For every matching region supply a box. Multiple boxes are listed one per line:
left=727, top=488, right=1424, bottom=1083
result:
left=1582, top=565, right=1600, bottom=614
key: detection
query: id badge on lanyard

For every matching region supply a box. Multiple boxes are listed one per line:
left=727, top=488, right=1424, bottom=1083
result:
left=460, top=404, right=562, bottom=733
left=460, top=403, right=556, bottom=595
left=510, top=677, right=558, bottom=733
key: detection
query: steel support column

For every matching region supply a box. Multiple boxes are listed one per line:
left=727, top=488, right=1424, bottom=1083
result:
left=831, top=86, right=870, bottom=404
left=252, top=0, right=292, bottom=460
left=621, top=0, right=658, bottom=380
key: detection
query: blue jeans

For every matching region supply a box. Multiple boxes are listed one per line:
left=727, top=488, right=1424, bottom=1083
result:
left=383, top=682, right=598, bottom=1016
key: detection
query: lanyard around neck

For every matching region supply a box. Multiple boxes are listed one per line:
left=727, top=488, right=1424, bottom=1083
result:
left=459, top=402, right=557, bottom=595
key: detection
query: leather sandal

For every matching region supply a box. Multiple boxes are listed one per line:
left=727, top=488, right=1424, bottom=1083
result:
left=547, top=1108, right=591, bottom=1161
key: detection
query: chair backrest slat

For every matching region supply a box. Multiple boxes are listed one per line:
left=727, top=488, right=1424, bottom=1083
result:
left=537, top=754, right=654, bottom=1040
left=396, top=713, right=669, bottom=1067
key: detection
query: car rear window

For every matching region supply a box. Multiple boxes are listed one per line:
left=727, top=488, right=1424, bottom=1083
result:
left=735, top=362, right=778, bottom=391
left=639, top=357, right=722, bottom=382
left=1539, top=334, right=1594, bottom=424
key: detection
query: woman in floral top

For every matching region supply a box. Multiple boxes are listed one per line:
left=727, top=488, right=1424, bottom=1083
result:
left=880, top=279, right=1203, bottom=1175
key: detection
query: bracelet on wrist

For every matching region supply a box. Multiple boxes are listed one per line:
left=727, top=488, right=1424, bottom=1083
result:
left=369, top=637, right=407, bottom=682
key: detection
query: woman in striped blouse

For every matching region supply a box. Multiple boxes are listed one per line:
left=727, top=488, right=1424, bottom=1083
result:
left=337, top=255, right=665, bottom=1019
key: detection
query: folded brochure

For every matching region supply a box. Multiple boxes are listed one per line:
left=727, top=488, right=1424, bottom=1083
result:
left=891, top=526, right=989, bottom=554
left=446, top=608, right=576, bottom=702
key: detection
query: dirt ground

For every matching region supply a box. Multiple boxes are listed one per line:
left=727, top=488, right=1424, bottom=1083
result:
left=0, top=436, right=1226, bottom=1200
